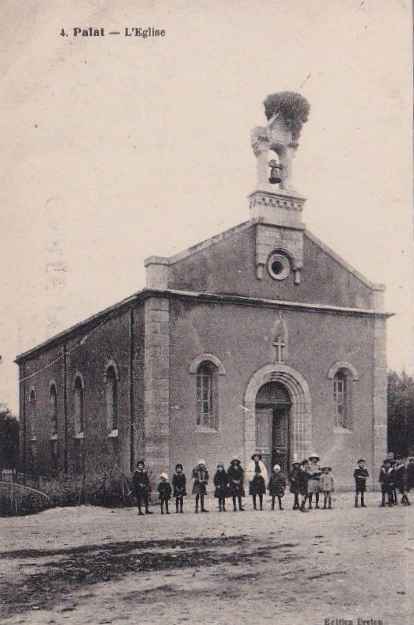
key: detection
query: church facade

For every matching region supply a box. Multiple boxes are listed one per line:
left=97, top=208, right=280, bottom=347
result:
left=16, top=94, right=390, bottom=490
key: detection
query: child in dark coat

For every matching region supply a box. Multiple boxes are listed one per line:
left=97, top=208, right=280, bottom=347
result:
left=157, top=473, right=172, bottom=514
left=353, top=458, right=369, bottom=508
left=298, top=459, right=310, bottom=512
left=379, top=460, right=394, bottom=507
left=192, top=460, right=209, bottom=513
left=407, top=457, right=414, bottom=492
left=132, top=460, right=152, bottom=516
left=383, top=453, right=397, bottom=504
left=214, top=463, right=229, bottom=511
left=172, top=464, right=187, bottom=513
left=268, top=464, right=286, bottom=510
left=394, top=457, right=410, bottom=506
left=288, top=461, right=301, bottom=510
left=227, top=459, right=245, bottom=511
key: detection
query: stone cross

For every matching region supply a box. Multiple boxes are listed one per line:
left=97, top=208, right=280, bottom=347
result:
left=272, top=335, right=286, bottom=363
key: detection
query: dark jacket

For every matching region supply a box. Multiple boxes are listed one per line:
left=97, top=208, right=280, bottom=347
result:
left=289, top=467, right=301, bottom=494
left=407, top=462, right=414, bottom=490
left=214, top=470, right=229, bottom=498
left=172, top=473, right=187, bottom=497
left=132, top=470, right=151, bottom=497
left=157, top=481, right=172, bottom=500
left=268, top=471, right=287, bottom=496
left=248, top=461, right=267, bottom=495
left=379, top=466, right=394, bottom=492
left=394, top=463, right=406, bottom=493
left=353, top=467, right=369, bottom=492
left=227, top=464, right=245, bottom=496
left=297, top=467, right=310, bottom=496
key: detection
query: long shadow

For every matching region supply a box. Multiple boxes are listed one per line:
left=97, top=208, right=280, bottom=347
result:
left=0, top=535, right=249, bottom=560
left=1, top=536, right=298, bottom=617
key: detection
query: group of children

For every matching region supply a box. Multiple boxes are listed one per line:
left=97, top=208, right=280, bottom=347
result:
left=131, top=453, right=414, bottom=515
left=378, top=453, right=414, bottom=507
left=132, top=452, right=331, bottom=514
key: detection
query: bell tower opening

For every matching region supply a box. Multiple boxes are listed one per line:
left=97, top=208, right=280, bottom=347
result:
left=255, top=381, right=291, bottom=475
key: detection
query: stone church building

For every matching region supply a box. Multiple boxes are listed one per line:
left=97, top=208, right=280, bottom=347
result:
left=16, top=93, right=390, bottom=490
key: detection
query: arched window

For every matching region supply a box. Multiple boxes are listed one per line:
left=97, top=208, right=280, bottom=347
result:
left=49, top=384, right=58, bottom=437
left=29, top=389, right=36, bottom=439
left=105, top=365, right=118, bottom=432
left=196, top=361, right=218, bottom=430
left=333, top=369, right=352, bottom=429
left=74, top=376, right=84, bottom=435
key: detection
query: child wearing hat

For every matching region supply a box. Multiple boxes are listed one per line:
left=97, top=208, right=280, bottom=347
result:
left=353, top=458, right=369, bottom=508
left=268, top=464, right=287, bottom=510
left=132, top=460, right=153, bottom=516
left=320, top=466, right=334, bottom=509
left=227, top=459, right=245, bottom=511
left=214, top=463, right=229, bottom=511
left=157, top=473, right=172, bottom=514
left=192, top=460, right=209, bottom=513
left=246, top=452, right=268, bottom=511
left=172, top=463, right=187, bottom=513
left=288, top=459, right=301, bottom=510
left=307, top=453, right=322, bottom=509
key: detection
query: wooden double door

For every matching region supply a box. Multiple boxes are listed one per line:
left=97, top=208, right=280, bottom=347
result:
left=255, top=382, right=291, bottom=475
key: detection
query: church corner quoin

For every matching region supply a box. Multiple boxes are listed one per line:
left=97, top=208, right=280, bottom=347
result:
left=16, top=93, right=391, bottom=494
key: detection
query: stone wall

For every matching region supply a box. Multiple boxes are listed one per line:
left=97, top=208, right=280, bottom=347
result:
left=168, top=295, right=378, bottom=490
left=18, top=303, right=146, bottom=484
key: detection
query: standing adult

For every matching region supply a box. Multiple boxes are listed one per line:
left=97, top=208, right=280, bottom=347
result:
left=246, top=453, right=268, bottom=511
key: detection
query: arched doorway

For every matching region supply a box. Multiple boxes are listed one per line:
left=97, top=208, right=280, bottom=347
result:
left=255, top=382, right=291, bottom=474
left=243, top=363, right=312, bottom=469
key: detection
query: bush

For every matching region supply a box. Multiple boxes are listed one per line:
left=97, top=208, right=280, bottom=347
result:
left=263, top=92, right=310, bottom=141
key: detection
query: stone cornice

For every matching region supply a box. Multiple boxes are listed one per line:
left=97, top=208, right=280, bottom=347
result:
left=154, top=288, right=393, bottom=319
left=15, top=286, right=393, bottom=365
left=248, top=190, right=306, bottom=213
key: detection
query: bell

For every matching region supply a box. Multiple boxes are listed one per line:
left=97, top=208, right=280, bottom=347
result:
left=268, top=159, right=282, bottom=184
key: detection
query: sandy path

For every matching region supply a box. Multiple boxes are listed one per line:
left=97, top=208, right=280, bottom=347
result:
left=0, top=494, right=413, bottom=625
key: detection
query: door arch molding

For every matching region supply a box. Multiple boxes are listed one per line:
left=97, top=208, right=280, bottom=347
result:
left=243, top=364, right=312, bottom=465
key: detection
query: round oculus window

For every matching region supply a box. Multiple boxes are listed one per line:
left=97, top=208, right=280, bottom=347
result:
left=267, top=253, right=290, bottom=280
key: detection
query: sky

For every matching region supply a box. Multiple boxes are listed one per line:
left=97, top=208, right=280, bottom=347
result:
left=0, top=0, right=412, bottom=413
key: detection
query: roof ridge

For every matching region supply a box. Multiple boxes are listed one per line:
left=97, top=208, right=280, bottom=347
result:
left=305, top=229, right=384, bottom=291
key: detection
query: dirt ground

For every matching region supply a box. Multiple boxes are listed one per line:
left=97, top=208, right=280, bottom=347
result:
left=0, top=493, right=413, bottom=625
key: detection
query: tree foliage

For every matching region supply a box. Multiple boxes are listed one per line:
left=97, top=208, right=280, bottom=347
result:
left=0, top=406, right=19, bottom=469
left=387, top=370, right=414, bottom=457
left=263, top=92, right=310, bottom=141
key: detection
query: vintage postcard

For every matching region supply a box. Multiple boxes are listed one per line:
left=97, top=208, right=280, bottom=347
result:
left=0, top=2, right=412, bottom=625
